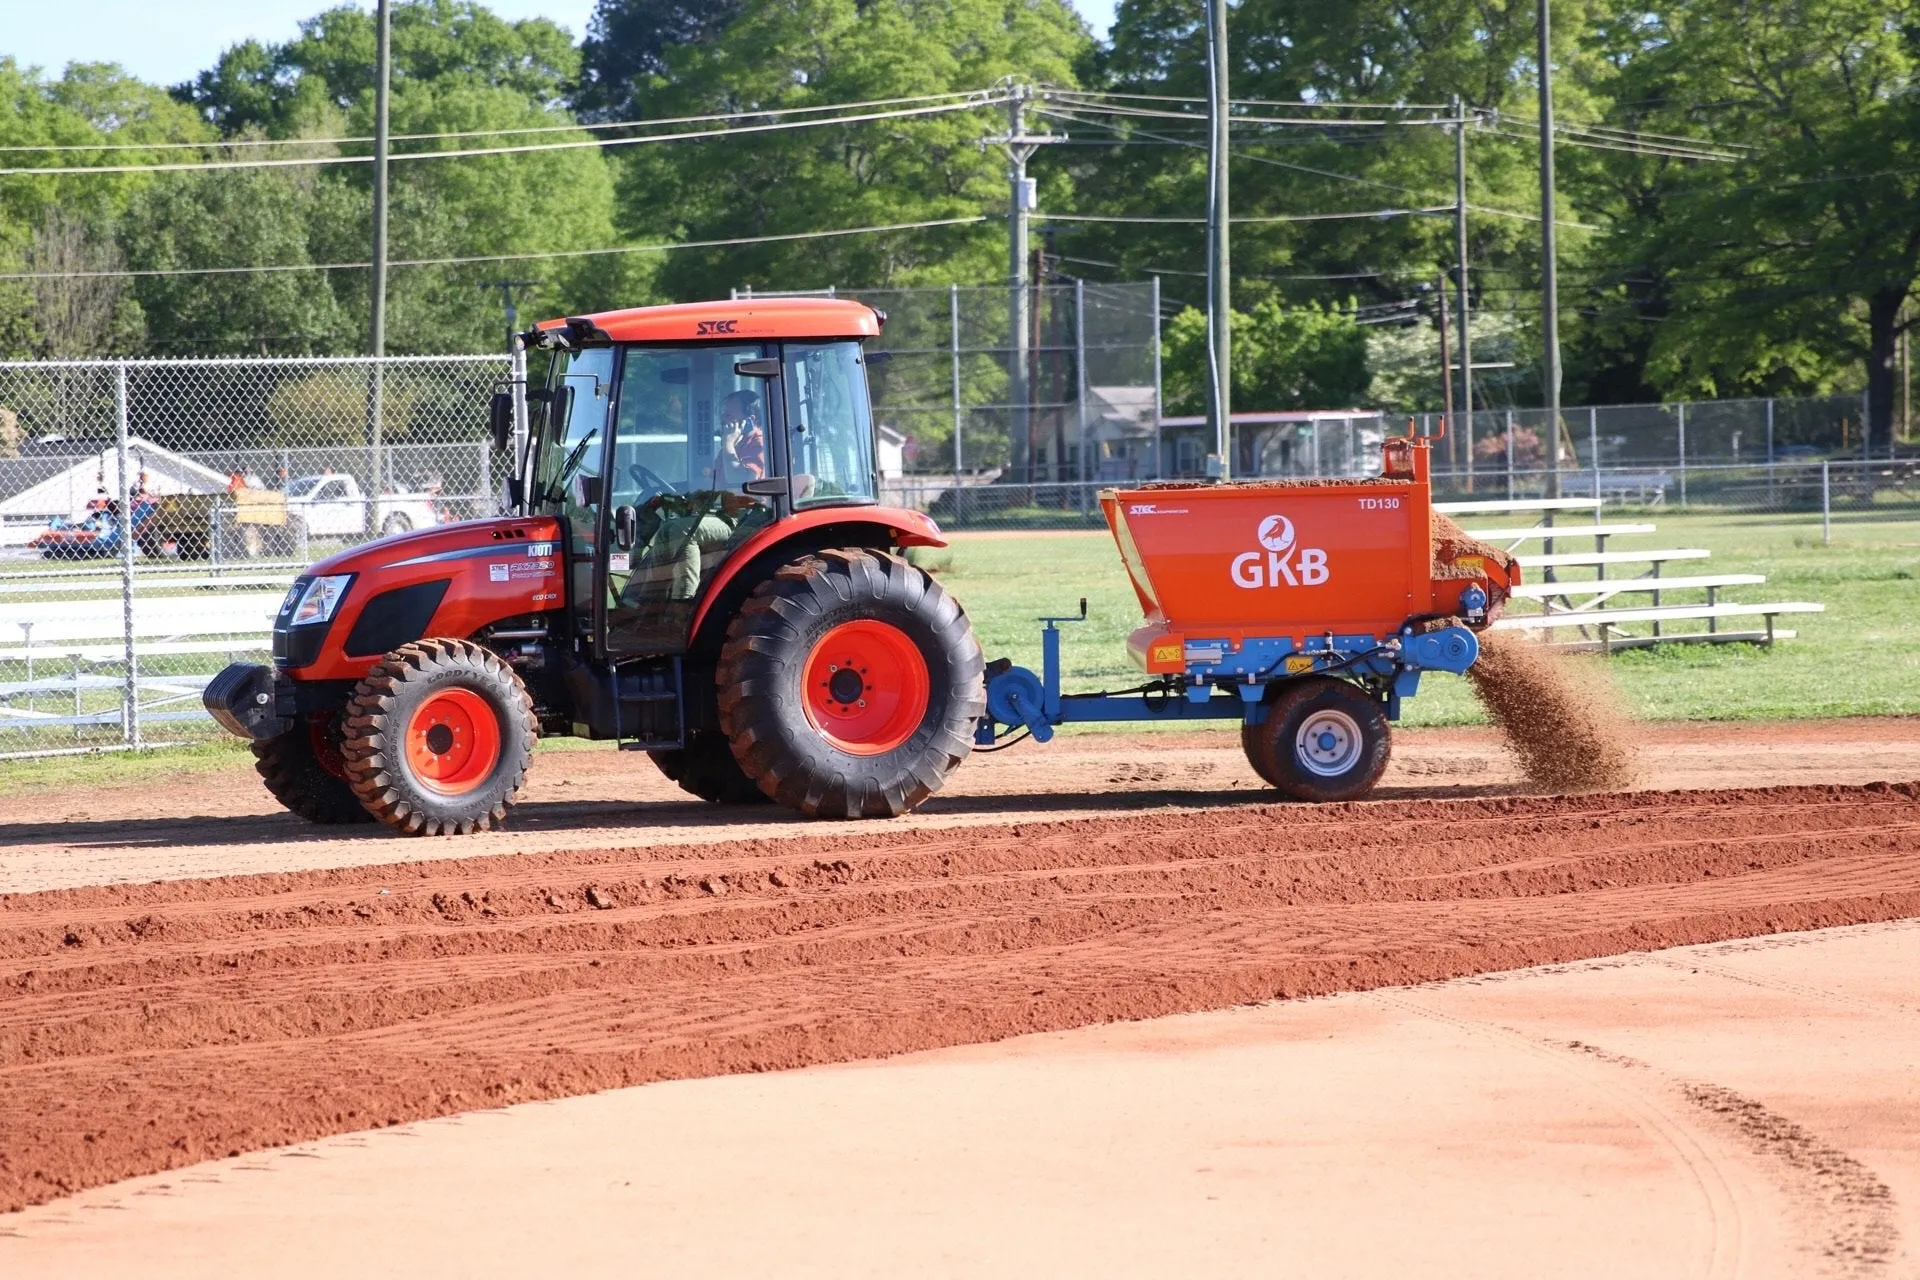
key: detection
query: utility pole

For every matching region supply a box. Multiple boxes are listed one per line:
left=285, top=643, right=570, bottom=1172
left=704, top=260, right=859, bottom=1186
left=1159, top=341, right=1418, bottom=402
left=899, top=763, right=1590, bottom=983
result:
left=1436, top=278, right=1454, bottom=427
left=367, top=0, right=392, bottom=495
left=1536, top=0, right=1562, bottom=498
left=1452, top=94, right=1472, bottom=452
left=1205, top=0, right=1232, bottom=479
left=984, top=86, right=1059, bottom=484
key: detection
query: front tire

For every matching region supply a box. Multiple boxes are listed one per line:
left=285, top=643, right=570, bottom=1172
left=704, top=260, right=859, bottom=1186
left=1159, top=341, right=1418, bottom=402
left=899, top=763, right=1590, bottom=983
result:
left=339, top=638, right=537, bottom=835
left=650, top=730, right=770, bottom=805
left=717, top=548, right=984, bottom=818
left=252, top=712, right=377, bottom=825
left=1243, top=677, right=1391, bottom=803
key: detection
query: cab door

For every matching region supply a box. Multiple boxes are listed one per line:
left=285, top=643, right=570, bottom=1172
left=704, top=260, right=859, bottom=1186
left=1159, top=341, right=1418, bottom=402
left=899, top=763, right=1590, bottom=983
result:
left=536, top=347, right=616, bottom=647
left=600, top=342, right=785, bottom=658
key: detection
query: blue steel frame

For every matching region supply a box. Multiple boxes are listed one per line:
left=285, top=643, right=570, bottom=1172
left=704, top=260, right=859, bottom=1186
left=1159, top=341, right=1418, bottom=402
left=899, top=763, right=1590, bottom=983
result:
left=977, top=607, right=1479, bottom=747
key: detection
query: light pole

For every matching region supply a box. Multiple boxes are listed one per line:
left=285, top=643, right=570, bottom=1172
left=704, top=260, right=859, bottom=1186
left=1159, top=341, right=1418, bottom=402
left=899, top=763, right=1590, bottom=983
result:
left=1537, top=0, right=1563, bottom=498
left=1205, top=0, right=1232, bottom=479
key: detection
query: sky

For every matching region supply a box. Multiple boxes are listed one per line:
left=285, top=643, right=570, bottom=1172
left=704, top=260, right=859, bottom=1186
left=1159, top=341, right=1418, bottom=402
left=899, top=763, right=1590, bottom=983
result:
left=0, top=0, right=1119, bottom=88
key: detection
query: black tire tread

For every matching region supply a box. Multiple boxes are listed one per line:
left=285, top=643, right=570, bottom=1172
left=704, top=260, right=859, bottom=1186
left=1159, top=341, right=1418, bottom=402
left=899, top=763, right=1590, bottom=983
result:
left=338, top=637, right=538, bottom=836
left=1247, top=677, right=1392, bottom=803
left=650, top=731, right=771, bottom=805
left=251, top=719, right=375, bottom=825
left=715, top=548, right=984, bottom=819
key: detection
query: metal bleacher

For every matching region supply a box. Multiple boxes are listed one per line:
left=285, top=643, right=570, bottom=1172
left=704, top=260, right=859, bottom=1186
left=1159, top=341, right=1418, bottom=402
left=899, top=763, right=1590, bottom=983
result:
left=1435, top=496, right=1824, bottom=653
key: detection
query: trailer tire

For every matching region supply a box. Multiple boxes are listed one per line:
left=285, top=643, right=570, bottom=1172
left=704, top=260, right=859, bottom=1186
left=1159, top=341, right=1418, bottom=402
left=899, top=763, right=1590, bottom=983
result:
left=1243, top=678, right=1391, bottom=803
left=253, top=713, right=377, bottom=825
left=650, top=731, right=770, bottom=806
left=339, top=638, right=538, bottom=836
left=717, top=548, right=984, bottom=819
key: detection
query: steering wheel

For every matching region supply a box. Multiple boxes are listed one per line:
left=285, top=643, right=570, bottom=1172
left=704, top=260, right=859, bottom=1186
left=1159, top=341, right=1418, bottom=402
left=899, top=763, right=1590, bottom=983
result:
left=626, top=462, right=677, bottom=500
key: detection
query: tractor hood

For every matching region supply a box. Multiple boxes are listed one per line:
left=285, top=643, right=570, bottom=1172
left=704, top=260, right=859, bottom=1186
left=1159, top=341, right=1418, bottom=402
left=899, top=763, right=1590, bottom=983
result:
left=281, top=514, right=566, bottom=681
left=305, top=515, right=563, bottom=579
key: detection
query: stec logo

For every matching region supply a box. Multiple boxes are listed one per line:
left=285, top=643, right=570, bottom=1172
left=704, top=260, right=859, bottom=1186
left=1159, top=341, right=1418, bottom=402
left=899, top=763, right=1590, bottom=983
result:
left=695, top=319, right=740, bottom=335
left=1231, top=513, right=1329, bottom=588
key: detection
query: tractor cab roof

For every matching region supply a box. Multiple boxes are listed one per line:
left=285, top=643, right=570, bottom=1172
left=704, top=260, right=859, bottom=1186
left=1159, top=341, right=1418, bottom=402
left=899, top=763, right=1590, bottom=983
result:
left=532, top=297, right=882, bottom=348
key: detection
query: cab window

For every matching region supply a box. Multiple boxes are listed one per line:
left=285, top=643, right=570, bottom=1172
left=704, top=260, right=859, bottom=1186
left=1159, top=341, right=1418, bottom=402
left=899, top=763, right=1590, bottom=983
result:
left=784, top=341, right=876, bottom=507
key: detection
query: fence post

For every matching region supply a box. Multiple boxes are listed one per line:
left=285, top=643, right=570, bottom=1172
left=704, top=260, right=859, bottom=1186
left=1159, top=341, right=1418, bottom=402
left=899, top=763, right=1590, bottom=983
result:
left=1587, top=406, right=1599, bottom=499
left=1074, top=277, right=1089, bottom=517
left=115, top=362, right=141, bottom=748
left=1150, top=275, right=1164, bottom=479
left=1676, top=401, right=1687, bottom=506
left=1765, top=397, right=1776, bottom=508
left=1822, top=461, right=1831, bottom=545
left=949, top=283, right=963, bottom=478
left=1504, top=409, right=1515, bottom=500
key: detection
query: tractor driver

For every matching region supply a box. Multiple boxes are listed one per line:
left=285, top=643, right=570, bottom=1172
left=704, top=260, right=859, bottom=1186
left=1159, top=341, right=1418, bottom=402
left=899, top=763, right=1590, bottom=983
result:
left=710, top=389, right=766, bottom=488
left=628, top=388, right=772, bottom=612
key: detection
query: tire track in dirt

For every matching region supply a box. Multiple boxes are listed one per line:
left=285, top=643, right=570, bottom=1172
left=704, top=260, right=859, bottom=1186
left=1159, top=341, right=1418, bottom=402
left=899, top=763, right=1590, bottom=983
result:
left=2, top=782, right=1918, bottom=1213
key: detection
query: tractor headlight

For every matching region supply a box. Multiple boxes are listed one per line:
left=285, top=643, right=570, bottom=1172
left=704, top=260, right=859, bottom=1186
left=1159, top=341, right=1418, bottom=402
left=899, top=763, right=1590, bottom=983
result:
left=290, top=574, right=352, bottom=626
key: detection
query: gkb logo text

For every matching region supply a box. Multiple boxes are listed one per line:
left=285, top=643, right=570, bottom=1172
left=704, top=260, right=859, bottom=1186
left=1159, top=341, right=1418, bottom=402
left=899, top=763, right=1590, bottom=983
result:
left=1230, top=514, right=1329, bottom=588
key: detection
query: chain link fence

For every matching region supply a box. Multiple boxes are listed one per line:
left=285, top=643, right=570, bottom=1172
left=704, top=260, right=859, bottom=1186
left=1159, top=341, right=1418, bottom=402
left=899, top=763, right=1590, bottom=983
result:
left=0, top=354, right=506, bottom=755
left=767, top=281, right=1164, bottom=496
left=0, top=317, right=1903, bottom=755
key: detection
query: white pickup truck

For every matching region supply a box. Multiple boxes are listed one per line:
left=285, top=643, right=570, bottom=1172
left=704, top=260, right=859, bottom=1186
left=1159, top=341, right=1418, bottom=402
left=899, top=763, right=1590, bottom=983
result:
left=283, top=474, right=443, bottom=540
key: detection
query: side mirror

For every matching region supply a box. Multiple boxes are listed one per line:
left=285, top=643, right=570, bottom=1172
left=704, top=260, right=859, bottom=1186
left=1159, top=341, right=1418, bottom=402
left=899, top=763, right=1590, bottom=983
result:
left=488, top=391, right=514, bottom=452
left=733, top=358, right=780, bottom=379
left=614, top=504, right=638, bottom=550
left=548, top=385, right=573, bottom=431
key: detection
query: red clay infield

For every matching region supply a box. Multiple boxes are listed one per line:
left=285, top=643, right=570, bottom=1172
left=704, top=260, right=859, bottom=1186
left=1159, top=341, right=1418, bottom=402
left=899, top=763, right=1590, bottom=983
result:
left=3, top=772, right=1918, bottom=1212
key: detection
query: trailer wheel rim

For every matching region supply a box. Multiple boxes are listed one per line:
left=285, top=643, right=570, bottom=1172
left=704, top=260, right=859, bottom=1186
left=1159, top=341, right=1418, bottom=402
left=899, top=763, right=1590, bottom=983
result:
left=406, top=687, right=501, bottom=795
left=1295, top=708, right=1364, bottom=778
left=802, top=620, right=931, bottom=756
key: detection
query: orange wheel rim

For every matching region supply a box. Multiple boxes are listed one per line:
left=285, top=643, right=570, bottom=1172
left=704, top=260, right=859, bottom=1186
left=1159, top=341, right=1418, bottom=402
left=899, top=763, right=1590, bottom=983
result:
left=405, top=687, right=501, bottom=795
left=802, top=620, right=931, bottom=756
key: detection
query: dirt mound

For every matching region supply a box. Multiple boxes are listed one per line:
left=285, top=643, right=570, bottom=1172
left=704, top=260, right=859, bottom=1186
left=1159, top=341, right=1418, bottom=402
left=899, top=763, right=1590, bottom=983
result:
left=1431, top=511, right=1518, bottom=582
left=3, top=782, right=1919, bottom=1213
left=1432, top=511, right=1639, bottom=791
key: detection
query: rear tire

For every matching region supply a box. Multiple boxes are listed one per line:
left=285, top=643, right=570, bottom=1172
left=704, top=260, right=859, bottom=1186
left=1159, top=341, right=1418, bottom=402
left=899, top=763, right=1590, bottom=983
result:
left=381, top=513, right=412, bottom=538
left=1243, top=678, right=1391, bottom=803
left=650, top=730, right=771, bottom=805
left=717, top=548, right=984, bottom=819
left=339, top=638, right=538, bottom=835
left=252, top=713, right=376, bottom=825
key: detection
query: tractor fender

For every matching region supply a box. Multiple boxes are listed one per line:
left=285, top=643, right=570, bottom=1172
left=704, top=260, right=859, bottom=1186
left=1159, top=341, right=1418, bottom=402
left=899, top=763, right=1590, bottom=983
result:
left=687, top=506, right=946, bottom=649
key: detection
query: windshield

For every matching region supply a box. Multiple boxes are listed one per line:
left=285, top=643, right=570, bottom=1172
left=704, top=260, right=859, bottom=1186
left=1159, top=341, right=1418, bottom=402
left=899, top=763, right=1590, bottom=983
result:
left=285, top=476, right=327, bottom=498
left=535, top=347, right=614, bottom=506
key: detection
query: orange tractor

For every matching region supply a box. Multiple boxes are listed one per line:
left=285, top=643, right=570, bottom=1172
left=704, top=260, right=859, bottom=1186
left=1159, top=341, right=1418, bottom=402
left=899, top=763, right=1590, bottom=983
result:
left=205, top=297, right=1514, bottom=835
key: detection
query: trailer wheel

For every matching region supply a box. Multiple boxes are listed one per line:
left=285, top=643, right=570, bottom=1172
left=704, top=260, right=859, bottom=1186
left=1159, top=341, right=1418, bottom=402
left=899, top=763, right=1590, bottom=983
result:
left=339, top=638, right=538, bottom=835
left=1243, top=678, right=1391, bottom=803
left=650, top=731, right=770, bottom=805
left=252, top=712, right=376, bottom=825
left=717, top=548, right=984, bottom=818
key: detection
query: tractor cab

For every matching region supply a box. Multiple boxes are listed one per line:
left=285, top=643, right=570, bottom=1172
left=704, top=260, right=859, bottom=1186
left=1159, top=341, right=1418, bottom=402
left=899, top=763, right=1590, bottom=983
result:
left=506, top=299, right=892, bottom=662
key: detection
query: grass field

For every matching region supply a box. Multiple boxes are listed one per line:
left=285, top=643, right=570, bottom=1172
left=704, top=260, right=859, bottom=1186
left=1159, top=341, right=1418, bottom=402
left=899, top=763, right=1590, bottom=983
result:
left=1, top=506, right=1912, bottom=793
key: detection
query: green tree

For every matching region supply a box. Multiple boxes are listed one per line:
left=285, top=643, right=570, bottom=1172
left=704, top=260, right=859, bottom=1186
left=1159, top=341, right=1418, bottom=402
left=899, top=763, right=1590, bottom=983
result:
left=1574, top=0, right=1920, bottom=445
left=121, top=168, right=354, bottom=355
left=612, top=0, right=1090, bottom=299
left=1162, top=298, right=1368, bottom=414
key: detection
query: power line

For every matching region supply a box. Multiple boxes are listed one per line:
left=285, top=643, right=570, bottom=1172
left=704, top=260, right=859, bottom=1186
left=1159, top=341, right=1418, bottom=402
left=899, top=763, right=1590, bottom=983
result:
left=1043, top=207, right=1451, bottom=225
left=1035, top=106, right=1431, bottom=197
left=0, top=96, right=1009, bottom=177
left=0, top=90, right=995, bottom=155
left=1054, top=88, right=1455, bottom=111
left=0, top=215, right=988, bottom=281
